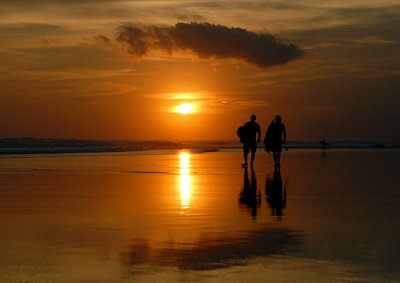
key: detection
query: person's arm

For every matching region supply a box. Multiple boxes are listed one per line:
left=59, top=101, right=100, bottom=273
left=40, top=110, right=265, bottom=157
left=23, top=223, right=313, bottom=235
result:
left=282, top=125, right=286, bottom=144
left=257, top=125, right=261, bottom=143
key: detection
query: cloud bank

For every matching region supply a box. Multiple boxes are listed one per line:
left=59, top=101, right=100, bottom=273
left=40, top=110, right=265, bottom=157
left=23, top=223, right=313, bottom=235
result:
left=116, top=22, right=304, bottom=68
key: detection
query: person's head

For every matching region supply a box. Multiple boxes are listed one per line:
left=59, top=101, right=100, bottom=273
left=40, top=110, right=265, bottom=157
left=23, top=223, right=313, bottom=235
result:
left=275, top=115, right=281, bottom=123
left=251, top=114, right=256, bottom=122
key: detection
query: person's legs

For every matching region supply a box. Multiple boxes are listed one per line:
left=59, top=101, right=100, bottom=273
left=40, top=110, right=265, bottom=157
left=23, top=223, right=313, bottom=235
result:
left=276, top=152, right=281, bottom=166
left=273, top=152, right=278, bottom=166
left=242, top=145, right=249, bottom=166
left=250, top=143, right=257, bottom=167
left=250, top=149, right=256, bottom=167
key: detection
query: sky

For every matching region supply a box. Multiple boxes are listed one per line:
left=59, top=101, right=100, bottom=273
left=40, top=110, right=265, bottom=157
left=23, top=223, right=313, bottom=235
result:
left=0, top=0, right=399, bottom=141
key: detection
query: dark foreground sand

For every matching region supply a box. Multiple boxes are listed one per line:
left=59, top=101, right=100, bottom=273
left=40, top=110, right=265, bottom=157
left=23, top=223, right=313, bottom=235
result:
left=0, top=149, right=399, bottom=282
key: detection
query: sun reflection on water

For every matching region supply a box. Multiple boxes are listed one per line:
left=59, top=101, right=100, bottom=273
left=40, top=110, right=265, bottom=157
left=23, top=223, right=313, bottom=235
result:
left=179, top=152, right=191, bottom=209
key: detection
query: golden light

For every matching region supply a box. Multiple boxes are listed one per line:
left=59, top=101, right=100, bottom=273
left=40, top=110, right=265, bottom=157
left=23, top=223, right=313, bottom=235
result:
left=175, top=103, right=194, bottom=115
left=179, top=152, right=191, bottom=209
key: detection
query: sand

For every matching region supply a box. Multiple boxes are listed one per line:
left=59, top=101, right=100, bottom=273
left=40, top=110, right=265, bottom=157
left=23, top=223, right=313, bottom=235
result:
left=0, top=149, right=399, bottom=282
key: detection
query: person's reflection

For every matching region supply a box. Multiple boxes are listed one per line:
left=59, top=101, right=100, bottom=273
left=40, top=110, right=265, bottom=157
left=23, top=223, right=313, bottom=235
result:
left=239, top=167, right=261, bottom=220
left=265, top=168, right=286, bottom=218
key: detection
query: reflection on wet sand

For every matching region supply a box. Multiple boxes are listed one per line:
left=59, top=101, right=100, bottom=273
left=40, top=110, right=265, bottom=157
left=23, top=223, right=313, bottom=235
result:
left=179, top=152, right=191, bottom=209
left=239, top=168, right=261, bottom=220
left=120, top=225, right=302, bottom=271
left=120, top=154, right=301, bottom=272
left=3, top=150, right=398, bottom=281
left=266, top=168, right=286, bottom=218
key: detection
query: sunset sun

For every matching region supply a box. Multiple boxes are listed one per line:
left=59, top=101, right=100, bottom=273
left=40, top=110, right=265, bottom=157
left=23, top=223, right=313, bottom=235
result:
left=175, top=103, right=195, bottom=115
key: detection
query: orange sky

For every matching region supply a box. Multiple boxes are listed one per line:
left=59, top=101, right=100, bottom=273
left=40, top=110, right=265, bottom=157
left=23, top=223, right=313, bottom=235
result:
left=0, top=1, right=399, bottom=141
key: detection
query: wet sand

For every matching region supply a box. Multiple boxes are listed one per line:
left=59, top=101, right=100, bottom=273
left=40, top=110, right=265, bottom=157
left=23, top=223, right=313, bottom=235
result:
left=0, top=149, right=399, bottom=282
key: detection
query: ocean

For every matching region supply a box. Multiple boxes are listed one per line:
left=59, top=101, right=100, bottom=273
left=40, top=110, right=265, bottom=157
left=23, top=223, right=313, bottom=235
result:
left=0, top=137, right=399, bottom=155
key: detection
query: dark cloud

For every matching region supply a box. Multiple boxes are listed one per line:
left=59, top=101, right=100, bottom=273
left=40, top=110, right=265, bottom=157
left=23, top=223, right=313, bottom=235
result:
left=92, top=34, right=111, bottom=44
left=0, top=23, right=65, bottom=34
left=116, top=22, right=304, bottom=68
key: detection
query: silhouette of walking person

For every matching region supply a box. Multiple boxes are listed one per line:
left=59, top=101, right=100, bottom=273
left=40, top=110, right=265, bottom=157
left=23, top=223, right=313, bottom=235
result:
left=264, top=115, right=286, bottom=168
left=237, top=114, right=261, bottom=168
left=239, top=167, right=261, bottom=220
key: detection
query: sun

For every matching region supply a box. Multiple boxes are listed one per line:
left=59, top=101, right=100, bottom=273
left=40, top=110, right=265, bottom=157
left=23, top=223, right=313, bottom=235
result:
left=175, top=103, right=194, bottom=115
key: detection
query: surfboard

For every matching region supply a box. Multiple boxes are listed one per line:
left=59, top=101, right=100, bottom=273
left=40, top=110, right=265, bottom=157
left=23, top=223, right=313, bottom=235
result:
left=237, top=125, right=247, bottom=144
left=264, top=122, right=273, bottom=153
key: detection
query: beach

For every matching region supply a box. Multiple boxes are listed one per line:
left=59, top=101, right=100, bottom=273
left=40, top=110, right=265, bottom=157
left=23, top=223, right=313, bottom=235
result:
left=0, top=149, right=399, bottom=282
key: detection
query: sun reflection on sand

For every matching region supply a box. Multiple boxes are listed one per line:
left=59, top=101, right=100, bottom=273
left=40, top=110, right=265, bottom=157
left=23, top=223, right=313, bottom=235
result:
left=179, top=152, right=191, bottom=209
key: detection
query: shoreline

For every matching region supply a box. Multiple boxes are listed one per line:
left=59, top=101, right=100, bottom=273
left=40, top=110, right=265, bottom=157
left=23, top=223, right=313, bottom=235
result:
left=0, top=137, right=399, bottom=155
left=1, top=146, right=400, bottom=157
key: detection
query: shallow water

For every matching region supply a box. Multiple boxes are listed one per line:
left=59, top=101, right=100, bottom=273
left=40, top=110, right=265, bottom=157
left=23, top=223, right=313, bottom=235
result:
left=0, top=149, right=399, bottom=282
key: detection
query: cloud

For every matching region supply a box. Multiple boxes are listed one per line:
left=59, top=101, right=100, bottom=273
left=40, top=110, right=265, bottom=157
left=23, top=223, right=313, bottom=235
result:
left=355, top=35, right=397, bottom=45
left=116, top=22, right=304, bottom=69
left=92, top=34, right=111, bottom=44
left=0, top=23, right=65, bottom=35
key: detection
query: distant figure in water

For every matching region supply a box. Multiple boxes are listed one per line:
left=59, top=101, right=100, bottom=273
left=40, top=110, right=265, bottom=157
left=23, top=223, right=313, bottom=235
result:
left=237, top=114, right=261, bottom=168
left=264, top=115, right=286, bottom=168
left=320, top=139, right=329, bottom=149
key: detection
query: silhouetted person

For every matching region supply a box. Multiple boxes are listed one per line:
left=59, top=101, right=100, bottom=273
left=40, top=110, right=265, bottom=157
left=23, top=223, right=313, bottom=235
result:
left=320, top=139, right=329, bottom=149
left=238, top=114, right=261, bottom=168
left=239, top=167, right=261, bottom=220
left=264, top=115, right=286, bottom=167
left=265, top=168, right=286, bottom=218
